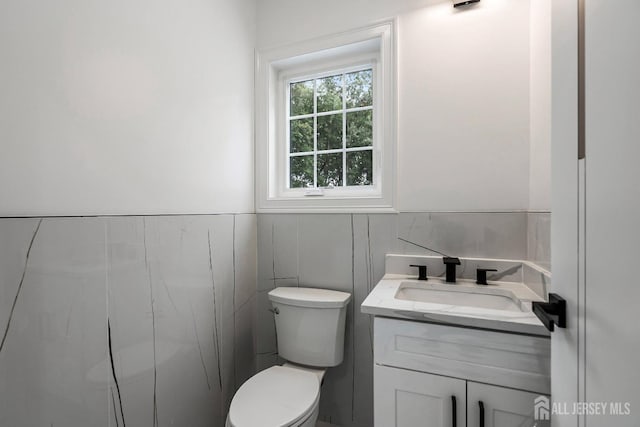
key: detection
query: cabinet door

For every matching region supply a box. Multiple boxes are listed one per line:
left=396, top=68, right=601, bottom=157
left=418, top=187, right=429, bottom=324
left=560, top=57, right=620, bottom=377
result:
left=467, top=382, right=550, bottom=427
left=374, top=365, right=466, bottom=427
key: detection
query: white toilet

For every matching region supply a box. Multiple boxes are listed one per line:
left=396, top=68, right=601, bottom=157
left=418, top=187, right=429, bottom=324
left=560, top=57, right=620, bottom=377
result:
left=226, top=287, right=351, bottom=427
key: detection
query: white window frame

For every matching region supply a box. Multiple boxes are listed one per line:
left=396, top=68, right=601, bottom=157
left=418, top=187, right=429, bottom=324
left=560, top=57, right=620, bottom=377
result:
left=255, top=21, right=397, bottom=213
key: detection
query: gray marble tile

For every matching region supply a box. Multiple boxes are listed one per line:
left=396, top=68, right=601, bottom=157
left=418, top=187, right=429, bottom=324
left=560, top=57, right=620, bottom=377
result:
left=257, top=214, right=301, bottom=291
left=297, top=214, right=353, bottom=292
left=106, top=215, right=236, bottom=426
left=234, top=294, right=256, bottom=389
left=0, top=218, right=108, bottom=427
left=0, top=218, right=42, bottom=350
left=0, top=214, right=257, bottom=427
left=527, top=212, right=551, bottom=271
left=104, top=216, right=156, bottom=427
left=351, top=214, right=397, bottom=427
left=255, top=290, right=277, bottom=356
left=234, top=214, right=257, bottom=308
left=205, top=215, right=243, bottom=417
left=523, top=262, right=551, bottom=300
left=397, top=212, right=528, bottom=260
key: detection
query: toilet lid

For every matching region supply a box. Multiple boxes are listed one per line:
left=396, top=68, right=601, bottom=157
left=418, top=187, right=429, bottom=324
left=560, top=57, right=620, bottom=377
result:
left=228, top=366, right=320, bottom=427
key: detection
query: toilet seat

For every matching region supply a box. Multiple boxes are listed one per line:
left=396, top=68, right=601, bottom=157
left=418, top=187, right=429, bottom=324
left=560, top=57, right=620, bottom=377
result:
left=227, top=365, right=320, bottom=427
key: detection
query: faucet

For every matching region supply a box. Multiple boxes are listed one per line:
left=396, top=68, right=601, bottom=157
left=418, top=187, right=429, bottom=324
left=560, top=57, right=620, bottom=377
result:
left=410, top=264, right=428, bottom=281
left=442, top=257, right=461, bottom=283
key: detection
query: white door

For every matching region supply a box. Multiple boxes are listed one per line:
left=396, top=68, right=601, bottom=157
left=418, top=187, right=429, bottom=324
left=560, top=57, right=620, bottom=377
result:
left=467, top=382, right=550, bottom=427
left=552, top=1, right=640, bottom=426
left=374, top=365, right=465, bottom=427
left=583, top=0, right=640, bottom=423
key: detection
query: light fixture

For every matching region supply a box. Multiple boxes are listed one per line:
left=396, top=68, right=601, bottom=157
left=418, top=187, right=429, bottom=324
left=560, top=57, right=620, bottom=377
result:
left=453, top=0, right=480, bottom=8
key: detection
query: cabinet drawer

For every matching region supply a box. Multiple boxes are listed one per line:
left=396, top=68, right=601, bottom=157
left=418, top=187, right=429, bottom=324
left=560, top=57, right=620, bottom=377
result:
left=374, top=317, right=550, bottom=394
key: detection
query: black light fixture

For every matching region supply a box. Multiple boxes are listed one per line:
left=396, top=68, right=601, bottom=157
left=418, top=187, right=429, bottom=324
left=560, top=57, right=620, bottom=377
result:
left=453, top=0, right=480, bottom=8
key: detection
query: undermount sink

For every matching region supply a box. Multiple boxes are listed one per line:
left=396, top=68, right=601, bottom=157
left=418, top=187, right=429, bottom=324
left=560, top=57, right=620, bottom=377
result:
left=394, top=282, right=525, bottom=312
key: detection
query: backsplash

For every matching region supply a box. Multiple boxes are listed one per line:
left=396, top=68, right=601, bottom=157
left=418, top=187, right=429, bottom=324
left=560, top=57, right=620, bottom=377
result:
left=0, top=215, right=256, bottom=427
left=527, top=212, right=551, bottom=271
left=256, top=211, right=550, bottom=427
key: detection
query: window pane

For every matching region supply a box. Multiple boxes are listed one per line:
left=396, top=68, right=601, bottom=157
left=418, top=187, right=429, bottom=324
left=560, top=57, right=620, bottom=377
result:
left=290, top=156, right=314, bottom=188
left=290, top=80, right=314, bottom=116
left=347, top=150, right=373, bottom=186
left=290, top=118, right=314, bottom=153
left=345, top=69, right=373, bottom=108
left=346, top=110, right=373, bottom=148
left=316, top=75, right=343, bottom=113
left=317, top=152, right=343, bottom=187
left=317, top=113, right=343, bottom=151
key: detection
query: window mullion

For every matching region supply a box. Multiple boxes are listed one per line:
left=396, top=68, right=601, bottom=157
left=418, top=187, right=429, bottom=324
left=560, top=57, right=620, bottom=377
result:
left=313, top=79, right=318, bottom=188
left=342, top=72, right=347, bottom=187
left=344, top=105, right=373, bottom=114
left=344, top=146, right=374, bottom=153
left=286, top=83, right=291, bottom=189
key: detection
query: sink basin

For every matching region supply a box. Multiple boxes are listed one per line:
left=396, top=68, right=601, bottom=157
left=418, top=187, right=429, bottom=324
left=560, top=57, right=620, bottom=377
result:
left=395, top=282, right=524, bottom=312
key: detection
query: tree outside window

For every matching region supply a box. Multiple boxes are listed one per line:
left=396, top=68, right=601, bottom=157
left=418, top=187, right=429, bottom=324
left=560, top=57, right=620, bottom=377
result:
left=288, top=68, right=374, bottom=189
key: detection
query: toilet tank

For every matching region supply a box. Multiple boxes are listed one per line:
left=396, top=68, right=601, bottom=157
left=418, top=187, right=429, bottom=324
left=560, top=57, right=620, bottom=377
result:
left=268, top=287, right=351, bottom=367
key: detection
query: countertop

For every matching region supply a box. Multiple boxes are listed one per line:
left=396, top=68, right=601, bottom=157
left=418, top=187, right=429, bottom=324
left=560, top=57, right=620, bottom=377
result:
left=361, top=273, right=550, bottom=336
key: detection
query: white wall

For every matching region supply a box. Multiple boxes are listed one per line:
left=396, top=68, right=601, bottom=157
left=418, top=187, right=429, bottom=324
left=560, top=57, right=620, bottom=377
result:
left=257, top=0, right=539, bottom=211
left=0, top=0, right=255, bottom=216
left=529, top=0, right=551, bottom=211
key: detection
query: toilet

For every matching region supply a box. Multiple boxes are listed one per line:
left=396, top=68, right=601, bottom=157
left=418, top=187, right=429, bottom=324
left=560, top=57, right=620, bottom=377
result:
left=226, top=287, right=351, bottom=427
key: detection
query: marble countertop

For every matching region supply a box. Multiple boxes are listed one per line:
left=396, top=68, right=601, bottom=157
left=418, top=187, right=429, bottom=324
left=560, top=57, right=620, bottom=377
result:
left=361, top=273, right=550, bottom=336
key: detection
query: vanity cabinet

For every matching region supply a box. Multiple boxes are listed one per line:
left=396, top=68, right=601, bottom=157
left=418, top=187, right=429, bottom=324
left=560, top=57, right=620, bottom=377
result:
left=375, top=366, right=465, bottom=427
left=373, top=317, right=551, bottom=427
left=467, top=382, right=547, bottom=427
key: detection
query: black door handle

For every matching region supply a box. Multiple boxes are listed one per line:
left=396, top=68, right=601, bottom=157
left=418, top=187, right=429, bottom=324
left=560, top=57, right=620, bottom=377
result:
left=532, top=293, right=567, bottom=332
left=451, top=395, right=457, bottom=427
left=479, top=401, right=485, bottom=427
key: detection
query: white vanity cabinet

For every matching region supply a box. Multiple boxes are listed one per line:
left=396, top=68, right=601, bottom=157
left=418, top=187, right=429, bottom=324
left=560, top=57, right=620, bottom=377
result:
left=467, top=382, right=547, bottom=427
left=375, top=366, right=465, bottom=427
left=373, top=317, right=551, bottom=427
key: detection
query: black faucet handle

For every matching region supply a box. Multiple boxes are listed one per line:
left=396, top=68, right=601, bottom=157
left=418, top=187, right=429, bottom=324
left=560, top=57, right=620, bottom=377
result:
left=410, top=264, right=428, bottom=281
left=476, top=268, right=498, bottom=285
left=442, top=257, right=461, bottom=283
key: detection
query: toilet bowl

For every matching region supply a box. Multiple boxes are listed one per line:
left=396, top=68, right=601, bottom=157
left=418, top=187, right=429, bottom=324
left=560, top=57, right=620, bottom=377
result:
left=226, top=287, right=350, bottom=427
left=226, top=363, right=325, bottom=427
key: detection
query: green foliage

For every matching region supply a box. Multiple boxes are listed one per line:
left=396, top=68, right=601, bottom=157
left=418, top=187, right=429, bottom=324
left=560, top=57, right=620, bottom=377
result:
left=317, top=75, right=343, bottom=112
left=288, top=68, right=374, bottom=188
left=290, top=118, right=314, bottom=153
left=346, top=110, right=373, bottom=148
left=346, top=70, right=373, bottom=108
left=317, top=153, right=343, bottom=187
left=290, top=80, right=313, bottom=116
left=317, top=113, right=342, bottom=150
left=290, top=156, right=313, bottom=188
left=347, top=150, right=373, bottom=186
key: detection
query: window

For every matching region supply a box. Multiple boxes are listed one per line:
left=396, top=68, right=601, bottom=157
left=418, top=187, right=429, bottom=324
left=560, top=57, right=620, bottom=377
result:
left=287, top=67, right=374, bottom=190
left=256, top=22, right=396, bottom=212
